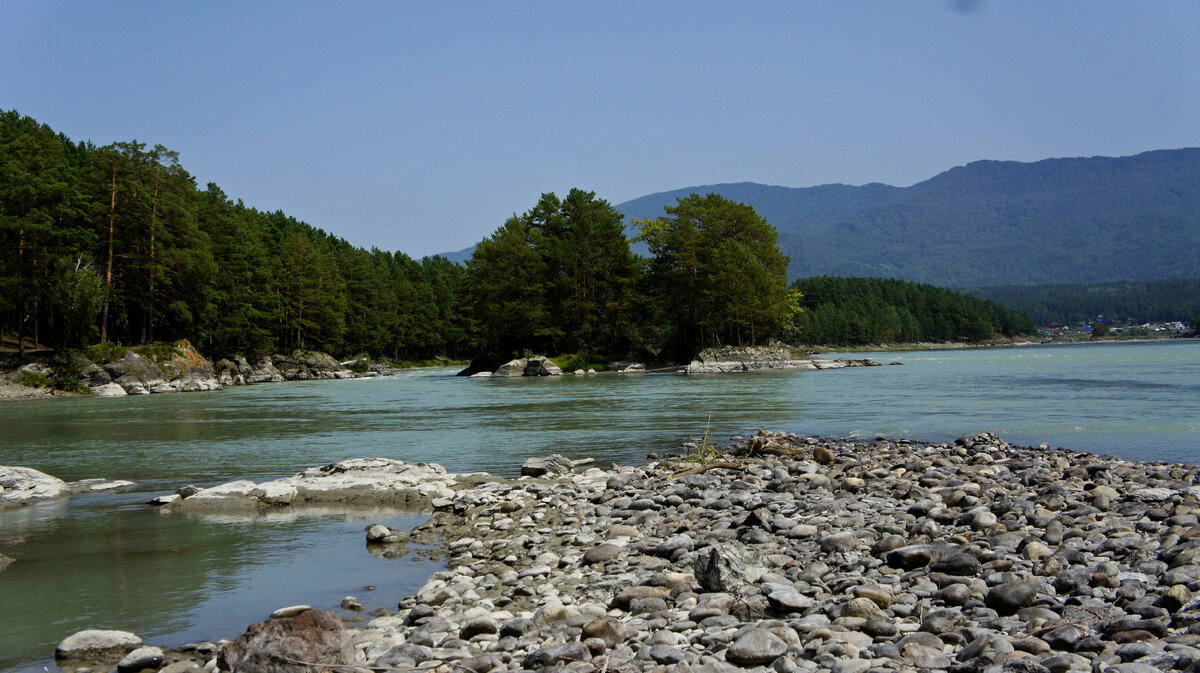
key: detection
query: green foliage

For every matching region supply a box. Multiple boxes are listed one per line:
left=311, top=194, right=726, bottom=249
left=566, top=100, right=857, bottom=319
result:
left=637, top=194, right=790, bottom=359
left=17, top=370, right=50, bottom=388
left=469, top=190, right=638, bottom=355
left=549, top=353, right=608, bottom=372
left=681, top=416, right=724, bottom=465
left=131, top=341, right=179, bottom=363
left=968, top=279, right=1200, bottom=327
left=48, top=349, right=91, bottom=393
left=86, top=342, right=127, bottom=364
left=1090, top=322, right=1111, bottom=338
left=0, top=110, right=477, bottom=361
left=784, top=276, right=1036, bottom=346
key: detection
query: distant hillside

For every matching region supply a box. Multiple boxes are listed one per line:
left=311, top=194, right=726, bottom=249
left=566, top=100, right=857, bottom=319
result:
left=614, top=149, right=1200, bottom=287
left=968, top=278, right=1200, bottom=326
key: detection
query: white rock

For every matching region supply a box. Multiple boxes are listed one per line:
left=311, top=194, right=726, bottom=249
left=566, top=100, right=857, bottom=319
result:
left=55, top=629, right=143, bottom=659
left=149, top=493, right=182, bottom=506
left=269, top=605, right=312, bottom=619
left=250, top=481, right=298, bottom=504
left=0, top=465, right=70, bottom=508
left=90, top=382, right=128, bottom=397
left=171, top=458, right=464, bottom=511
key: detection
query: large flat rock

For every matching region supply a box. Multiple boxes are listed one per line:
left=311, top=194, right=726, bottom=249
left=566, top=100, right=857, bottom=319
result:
left=168, top=458, right=475, bottom=512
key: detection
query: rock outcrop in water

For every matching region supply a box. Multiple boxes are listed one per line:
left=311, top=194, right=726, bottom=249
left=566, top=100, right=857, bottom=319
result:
left=685, top=345, right=879, bottom=373
left=161, top=457, right=493, bottom=512
left=0, top=465, right=70, bottom=509
left=0, top=465, right=132, bottom=509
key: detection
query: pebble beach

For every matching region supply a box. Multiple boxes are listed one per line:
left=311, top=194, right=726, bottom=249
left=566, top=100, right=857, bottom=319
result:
left=47, top=431, right=1200, bottom=673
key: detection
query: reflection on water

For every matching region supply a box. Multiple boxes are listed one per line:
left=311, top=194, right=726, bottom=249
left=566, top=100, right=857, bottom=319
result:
left=0, top=496, right=434, bottom=673
left=0, top=340, right=1197, bottom=671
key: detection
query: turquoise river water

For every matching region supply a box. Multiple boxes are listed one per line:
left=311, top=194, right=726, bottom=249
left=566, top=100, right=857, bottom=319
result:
left=1, top=339, right=1197, bottom=671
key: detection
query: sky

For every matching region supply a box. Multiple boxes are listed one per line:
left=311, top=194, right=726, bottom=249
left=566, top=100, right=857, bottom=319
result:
left=3, top=1, right=1199, bottom=257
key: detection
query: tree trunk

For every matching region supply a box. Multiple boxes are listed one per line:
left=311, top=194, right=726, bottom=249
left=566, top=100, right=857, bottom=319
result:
left=147, top=163, right=160, bottom=342
left=101, top=162, right=117, bottom=344
left=17, top=226, right=25, bottom=357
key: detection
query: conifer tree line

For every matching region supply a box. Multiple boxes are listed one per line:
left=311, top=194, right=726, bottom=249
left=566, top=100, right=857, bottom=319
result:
left=1, top=110, right=1035, bottom=363
left=0, top=111, right=474, bottom=360
left=784, top=276, right=1036, bottom=345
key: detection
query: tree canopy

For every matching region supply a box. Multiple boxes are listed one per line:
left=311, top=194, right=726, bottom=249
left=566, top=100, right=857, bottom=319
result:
left=784, top=276, right=1037, bottom=345
left=637, top=193, right=791, bottom=358
left=469, top=189, right=638, bottom=355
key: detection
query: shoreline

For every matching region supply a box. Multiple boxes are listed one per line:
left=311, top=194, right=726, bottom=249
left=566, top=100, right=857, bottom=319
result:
left=42, top=431, right=1200, bottom=673
left=811, top=334, right=1194, bottom=354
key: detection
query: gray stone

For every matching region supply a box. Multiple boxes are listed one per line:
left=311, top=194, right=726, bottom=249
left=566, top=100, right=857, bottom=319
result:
left=1042, top=625, right=1085, bottom=651
left=886, top=544, right=946, bottom=569
left=460, top=617, right=499, bottom=640
left=499, top=617, right=537, bottom=638
left=930, top=552, right=982, bottom=576
left=582, top=617, right=626, bottom=647
left=655, top=533, right=696, bottom=557
left=649, top=645, right=690, bottom=664
left=523, top=642, right=592, bottom=669
left=986, top=581, right=1038, bottom=615
left=725, top=628, right=787, bottom=666
left=117, top=646, right=164, bottom=672
left=694, top=542, right=764, bottom=592
left=767, top=589, right=814, bottom=613
left=521, top=454, right=574, bottom=477
left=582, top=543, right=622, bottom=565
left=820, top=531, right=859, bottom=553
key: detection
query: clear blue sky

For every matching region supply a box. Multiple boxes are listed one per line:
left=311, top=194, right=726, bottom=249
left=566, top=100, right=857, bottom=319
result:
left=3, top=1, right=1199, bottom=257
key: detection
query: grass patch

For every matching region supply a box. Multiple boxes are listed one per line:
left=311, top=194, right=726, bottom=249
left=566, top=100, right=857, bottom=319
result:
left=549, top=353, right=609, bottom=372
left=390, top=358, right=469, bottom=369
left=17, top=371, right=51, bottom=389
left=132, top=341, right=180, bottom=362
left=681, top=414, right=725, bottom=465
left=86, top=342, right=128, bottom=365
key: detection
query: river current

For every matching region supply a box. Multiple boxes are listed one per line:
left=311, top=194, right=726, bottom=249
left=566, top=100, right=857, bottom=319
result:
left=1, top=340, right=1197, bottom=671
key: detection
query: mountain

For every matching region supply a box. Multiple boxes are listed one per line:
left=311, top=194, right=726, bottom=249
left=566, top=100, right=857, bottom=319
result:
left=614, top=149, right=1200, bottom=287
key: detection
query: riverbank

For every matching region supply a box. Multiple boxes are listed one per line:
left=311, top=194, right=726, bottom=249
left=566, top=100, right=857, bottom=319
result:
left=0, top=342, right=470, bottom=402
left=810, top=334, right=1195, bottom=354
left=48, top=430, right=1200, bottom=673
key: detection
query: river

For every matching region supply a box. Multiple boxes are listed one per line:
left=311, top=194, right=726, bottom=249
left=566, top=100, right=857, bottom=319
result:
left=1, top=339, right=1197, bottom=671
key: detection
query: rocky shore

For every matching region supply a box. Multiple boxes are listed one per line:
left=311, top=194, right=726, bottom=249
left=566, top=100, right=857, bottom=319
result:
left=0, top=341, right=381, bottom=399
left=47, top=431, right=1200, bottom=673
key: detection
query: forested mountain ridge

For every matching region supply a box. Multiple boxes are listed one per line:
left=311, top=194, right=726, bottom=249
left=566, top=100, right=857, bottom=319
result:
left=968, top=278, right=1200, bottom=327
left=614, top=149, right=1200, bottom=287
